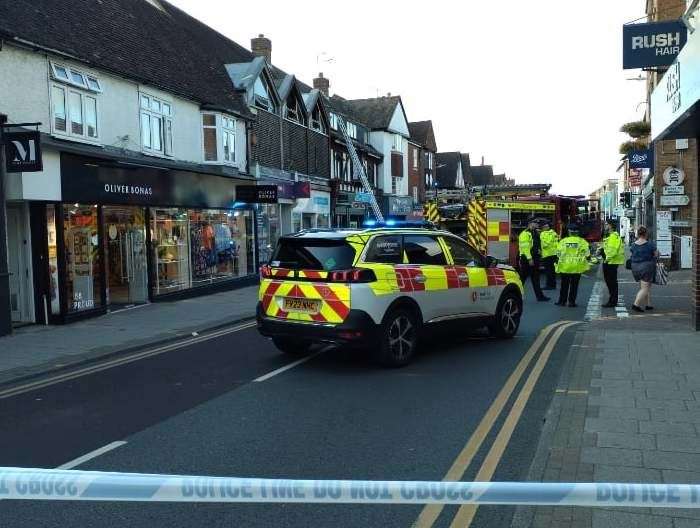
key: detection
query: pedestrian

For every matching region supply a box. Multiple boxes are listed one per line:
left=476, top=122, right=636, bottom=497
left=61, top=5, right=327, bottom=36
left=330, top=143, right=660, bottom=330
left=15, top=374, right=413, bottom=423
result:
left=518, top=219, right=550, bottom=302
left=600, top=220, right=625, bottom=308
left=554, top=224, right=590, bottom=307
left=539, top=221, right=559, bottom=290
left=630, top=225, right=659, bottom=313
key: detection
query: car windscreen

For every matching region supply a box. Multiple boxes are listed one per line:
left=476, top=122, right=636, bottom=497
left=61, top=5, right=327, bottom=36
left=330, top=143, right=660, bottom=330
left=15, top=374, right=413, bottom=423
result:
left=271, top=238, right=356, bottom=270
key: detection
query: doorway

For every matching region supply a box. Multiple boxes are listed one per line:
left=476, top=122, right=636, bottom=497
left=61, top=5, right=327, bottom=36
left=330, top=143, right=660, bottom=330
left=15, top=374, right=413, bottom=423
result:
left=6, top=204, right=34, bottom=324
left=103, top=206, right=148, bottom=307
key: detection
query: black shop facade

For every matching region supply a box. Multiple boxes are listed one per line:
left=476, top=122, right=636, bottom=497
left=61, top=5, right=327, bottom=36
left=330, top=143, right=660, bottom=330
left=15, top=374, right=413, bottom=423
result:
left=36, top=152, right=257, bottom=323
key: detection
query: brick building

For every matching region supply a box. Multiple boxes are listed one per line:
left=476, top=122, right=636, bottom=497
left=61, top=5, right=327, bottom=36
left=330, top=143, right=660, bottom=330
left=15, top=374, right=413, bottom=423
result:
left=407, top=121, right=438, bottom=207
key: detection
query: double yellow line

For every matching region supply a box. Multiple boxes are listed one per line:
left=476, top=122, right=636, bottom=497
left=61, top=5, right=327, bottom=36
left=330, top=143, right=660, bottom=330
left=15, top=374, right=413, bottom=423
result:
left=413, top=320, right=579, bottom=528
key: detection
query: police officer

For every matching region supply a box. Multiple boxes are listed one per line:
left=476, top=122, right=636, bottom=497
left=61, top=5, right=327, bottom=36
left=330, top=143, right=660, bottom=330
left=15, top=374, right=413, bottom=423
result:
left=518, top=219, right=550, bottom=302
left=601, top=220, right=625, bottom=308
left=539, top=221, right=559, bottom=290
left=555, top=224, right=590, bottom=307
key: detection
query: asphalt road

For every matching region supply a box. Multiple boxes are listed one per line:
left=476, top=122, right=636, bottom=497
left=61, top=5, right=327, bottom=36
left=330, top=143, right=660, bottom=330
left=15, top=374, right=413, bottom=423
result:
left=0, top=275, right=596, bottom=527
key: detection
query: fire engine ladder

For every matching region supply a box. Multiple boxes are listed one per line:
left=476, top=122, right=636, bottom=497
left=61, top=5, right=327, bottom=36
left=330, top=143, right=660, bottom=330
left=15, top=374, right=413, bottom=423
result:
left=336, top=116, right=384, bottom=222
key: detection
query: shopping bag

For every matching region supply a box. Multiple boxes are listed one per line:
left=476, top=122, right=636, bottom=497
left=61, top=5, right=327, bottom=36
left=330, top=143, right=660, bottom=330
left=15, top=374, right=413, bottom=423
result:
left=654, top=262, right=669, bottom=286
left=625, top=258, right=632, bottom=270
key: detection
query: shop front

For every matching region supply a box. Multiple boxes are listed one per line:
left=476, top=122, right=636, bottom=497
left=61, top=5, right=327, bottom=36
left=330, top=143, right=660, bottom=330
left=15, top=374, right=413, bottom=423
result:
left=39, top=153, right=255, bottom=322
left=383, top=195, right=413, bottom=220
left=334, top=191, right=368, bottom=228
left=292, top=189, right=331, bottom=231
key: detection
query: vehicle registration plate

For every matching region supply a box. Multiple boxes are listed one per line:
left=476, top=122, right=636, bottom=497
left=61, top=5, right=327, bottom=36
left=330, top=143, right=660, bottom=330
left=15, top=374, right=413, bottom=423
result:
left=282, top=298, right=320, bottom=313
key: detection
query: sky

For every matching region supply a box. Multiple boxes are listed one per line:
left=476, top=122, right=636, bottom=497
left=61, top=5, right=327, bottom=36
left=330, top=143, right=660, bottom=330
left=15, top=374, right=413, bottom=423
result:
left=169, top=0, right=647, bottom=196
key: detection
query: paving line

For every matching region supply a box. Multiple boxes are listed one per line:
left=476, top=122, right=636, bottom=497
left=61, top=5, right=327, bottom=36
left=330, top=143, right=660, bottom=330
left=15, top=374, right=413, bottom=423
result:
left=253, top=352, right=321, bottom=382
left=57, top=441, right=127, bottom=470
left=448, top=321, right=580, bottom=528
left=411, top=320, right=572, bottom=528
left=584, top=281, right=603, bottom=321
left=0, top=320, right=257, bottom=400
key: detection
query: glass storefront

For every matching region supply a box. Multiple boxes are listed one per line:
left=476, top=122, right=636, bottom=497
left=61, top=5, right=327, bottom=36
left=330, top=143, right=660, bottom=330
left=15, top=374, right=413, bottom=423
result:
left=104, top=206, right=148, bottom=306
left=46, top=205, right=61, bottom=315
left=63, top=203, right=102, bottom=313
left=258, top=204, right=281, bottom=264
left=151, top=208, right=192, bottom=295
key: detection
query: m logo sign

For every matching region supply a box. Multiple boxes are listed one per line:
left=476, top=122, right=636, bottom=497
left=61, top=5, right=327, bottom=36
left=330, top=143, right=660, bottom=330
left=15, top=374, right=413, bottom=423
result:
left=4, top=131, right=43, bottom=173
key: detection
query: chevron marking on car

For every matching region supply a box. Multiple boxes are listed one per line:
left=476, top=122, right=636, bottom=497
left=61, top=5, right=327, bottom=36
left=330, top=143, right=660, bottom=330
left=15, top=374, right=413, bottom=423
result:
left=486, top=268, right=507, bottom=286
left=445, top=266, right=470, bottom=289
left=395, top=265, right=426, bottom=292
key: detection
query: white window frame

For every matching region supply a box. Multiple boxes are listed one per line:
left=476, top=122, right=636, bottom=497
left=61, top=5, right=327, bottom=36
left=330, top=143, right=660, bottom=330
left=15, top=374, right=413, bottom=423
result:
left=50, top=62, right=102, bottom=92
left=329, top=113, right=339, bottom=130
left=201, top=112, right=238, bottom=165
left=392, top=134, right=403, bottom=152
left=50, top=83, right=100, bottom=142
left=412, top=148, right=419, bottom=169
left=140, top=93, right=174, bottom=157
left=346, top=122, right=357, bottom=139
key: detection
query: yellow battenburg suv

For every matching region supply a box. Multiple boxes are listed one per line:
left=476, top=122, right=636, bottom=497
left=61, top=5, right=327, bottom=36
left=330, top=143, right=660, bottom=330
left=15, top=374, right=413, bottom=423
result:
left=257, top=225, right=524, bottom=367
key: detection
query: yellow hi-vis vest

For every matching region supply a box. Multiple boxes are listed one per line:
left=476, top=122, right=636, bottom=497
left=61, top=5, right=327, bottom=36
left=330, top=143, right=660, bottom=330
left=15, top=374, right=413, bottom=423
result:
left=540, top=229, right=559, bottom=258
left=518, top=230, right=533, bottom=260
left=603, top=232, right=625, bottom=265
left=555, top=236, right=590, bottom=274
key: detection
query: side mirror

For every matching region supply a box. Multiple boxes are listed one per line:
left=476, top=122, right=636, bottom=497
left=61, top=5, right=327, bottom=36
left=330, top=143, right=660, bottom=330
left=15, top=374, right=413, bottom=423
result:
left=485, top=255, right=500, bottom=268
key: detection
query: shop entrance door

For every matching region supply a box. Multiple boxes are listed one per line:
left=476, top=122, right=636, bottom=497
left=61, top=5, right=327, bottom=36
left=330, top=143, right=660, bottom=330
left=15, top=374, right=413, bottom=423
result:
left=6, top=205, right=32, bottom=323
left=104, top=206, right=148, bottom=307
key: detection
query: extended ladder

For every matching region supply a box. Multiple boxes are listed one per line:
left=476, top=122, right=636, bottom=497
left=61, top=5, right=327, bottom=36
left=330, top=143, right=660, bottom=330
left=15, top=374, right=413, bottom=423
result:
left=336, top=116, right=384, bottom=223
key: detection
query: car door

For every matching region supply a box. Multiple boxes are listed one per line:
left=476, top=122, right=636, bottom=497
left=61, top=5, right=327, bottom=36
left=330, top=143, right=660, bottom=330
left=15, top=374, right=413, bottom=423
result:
left=441, top=235, right=498, bottom=315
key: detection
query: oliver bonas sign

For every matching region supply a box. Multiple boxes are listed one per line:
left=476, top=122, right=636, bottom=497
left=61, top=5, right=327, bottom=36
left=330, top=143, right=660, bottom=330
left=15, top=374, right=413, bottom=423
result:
left=623, top=20, right=687, bottom=69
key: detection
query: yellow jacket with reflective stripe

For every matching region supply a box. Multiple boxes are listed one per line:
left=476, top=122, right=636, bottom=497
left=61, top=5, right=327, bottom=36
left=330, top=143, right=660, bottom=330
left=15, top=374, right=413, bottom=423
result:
left=555, top=236, right=590, bottom=274
left=603, top=232, right=625, bottom=265
left=540, top=229, right=559, bottom=258
left=518, top=230, right=533, bottom=260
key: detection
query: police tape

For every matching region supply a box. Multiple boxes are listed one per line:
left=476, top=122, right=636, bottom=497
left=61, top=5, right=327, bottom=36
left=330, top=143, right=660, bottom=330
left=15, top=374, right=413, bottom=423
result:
left=2, top=467, right=700, bottom=508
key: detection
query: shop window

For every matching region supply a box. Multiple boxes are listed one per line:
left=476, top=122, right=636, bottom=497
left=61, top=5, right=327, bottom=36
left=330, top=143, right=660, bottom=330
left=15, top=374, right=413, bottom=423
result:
left=140, top=93, right=173, bottom=156
left=151, top=208, right=191, bottom=295
left=201, top=113, right=237, bottom=164
left=46, top=205, right=61, bottom=315
left=258, top=204, right=280, bottom=264
left=63, top=204, right=102, bottom=312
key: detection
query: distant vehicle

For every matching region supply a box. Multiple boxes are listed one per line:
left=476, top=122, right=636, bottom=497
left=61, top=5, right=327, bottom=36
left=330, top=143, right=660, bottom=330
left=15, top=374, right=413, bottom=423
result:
left=256, top=224, right=524, bottom=367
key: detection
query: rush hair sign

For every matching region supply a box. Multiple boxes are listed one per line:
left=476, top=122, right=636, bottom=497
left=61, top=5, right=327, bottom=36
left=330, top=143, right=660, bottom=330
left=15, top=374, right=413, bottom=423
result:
left=623, top=20, right=687, bottom=69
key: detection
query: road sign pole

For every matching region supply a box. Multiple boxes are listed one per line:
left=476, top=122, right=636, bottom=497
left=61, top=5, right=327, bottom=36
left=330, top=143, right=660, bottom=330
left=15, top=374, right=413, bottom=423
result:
left=0, top=114, right=13, bottom=336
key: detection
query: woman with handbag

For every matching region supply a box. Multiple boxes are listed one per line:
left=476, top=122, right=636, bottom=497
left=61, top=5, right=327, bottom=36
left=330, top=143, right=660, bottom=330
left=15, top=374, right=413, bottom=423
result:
left=630, top=225, right=659, bottom=313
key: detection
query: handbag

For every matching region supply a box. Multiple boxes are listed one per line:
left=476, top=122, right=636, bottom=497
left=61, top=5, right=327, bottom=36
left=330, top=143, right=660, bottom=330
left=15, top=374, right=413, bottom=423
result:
left=654, top=262, right=669, bottom=286
left=625, top=258, right=632, bottom=270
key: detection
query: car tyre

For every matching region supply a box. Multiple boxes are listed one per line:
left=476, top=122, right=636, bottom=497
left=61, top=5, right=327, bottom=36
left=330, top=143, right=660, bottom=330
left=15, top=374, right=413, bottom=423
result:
left=375, top=308, right=420, bottom=368
left=489, top=291, right=522, bottom=339
left=272, top=337, right=312, bottom=355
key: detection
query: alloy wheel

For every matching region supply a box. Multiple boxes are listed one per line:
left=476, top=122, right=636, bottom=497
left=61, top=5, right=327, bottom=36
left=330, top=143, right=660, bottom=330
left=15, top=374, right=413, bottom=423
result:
left=501, top=298, right=520, bottom=335
left=388, top=315, right=415, bottom=361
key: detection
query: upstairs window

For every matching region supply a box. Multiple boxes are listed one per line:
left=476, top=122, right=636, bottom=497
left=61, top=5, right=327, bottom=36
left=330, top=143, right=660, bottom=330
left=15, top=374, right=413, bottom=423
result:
left=285, top=96, right=305, bottom=124
left=310, top=107, right=326, bottom=133
left=50, top=63, right=102, bottom=92
left=413, top=148, right=419, bottom=169
left=346, top=122, right=357, bottom=139
left=329, top=113, right=339, bottom=130
left=392, top=134, right=403, bottom=152
left=202, top=113, right=237, bottom=165
left=140, top=93, right=173, bottom=156
left=51, top=85, right=99, bottom=141
left=254, top=76, right=275, bottom=112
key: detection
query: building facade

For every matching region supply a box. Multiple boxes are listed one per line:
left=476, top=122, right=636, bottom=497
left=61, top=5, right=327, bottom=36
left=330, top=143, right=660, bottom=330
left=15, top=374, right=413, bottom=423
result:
left=407, top=121, right=438, bottom=208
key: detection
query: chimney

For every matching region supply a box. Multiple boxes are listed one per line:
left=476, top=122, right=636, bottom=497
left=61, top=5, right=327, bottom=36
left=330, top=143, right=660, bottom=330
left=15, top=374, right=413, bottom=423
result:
left=481, top=156, right=484, bottom=166
left=251, top=34, right=271, bottom=63
left=313, top=72, right=330, bottom=96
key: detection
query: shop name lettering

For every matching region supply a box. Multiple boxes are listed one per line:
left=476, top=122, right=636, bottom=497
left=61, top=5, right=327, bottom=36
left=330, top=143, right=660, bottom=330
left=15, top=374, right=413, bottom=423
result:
left=631, top=32, right=682, bottom=56
left=104, top=184, right=154, bottom=196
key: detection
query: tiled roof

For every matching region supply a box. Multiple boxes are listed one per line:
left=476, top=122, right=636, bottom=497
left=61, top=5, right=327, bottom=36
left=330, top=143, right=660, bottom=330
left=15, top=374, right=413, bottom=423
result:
left=408, top=121, right=437, bottom=151
left=436, top=152, right=462, bottom=188
left=470, top=164, right=495, bottom=186
left=340, top=96, right=402, bottom=130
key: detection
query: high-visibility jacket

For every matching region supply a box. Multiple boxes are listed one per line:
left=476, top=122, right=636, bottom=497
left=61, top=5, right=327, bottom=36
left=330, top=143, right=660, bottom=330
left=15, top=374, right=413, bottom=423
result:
left=518, top=230, right=533, bottom=260
left=603, top=232, right=625, bottom=265
left=540, top=229, right=559, bottom=259
left=555, top=236, right=590, bottom=274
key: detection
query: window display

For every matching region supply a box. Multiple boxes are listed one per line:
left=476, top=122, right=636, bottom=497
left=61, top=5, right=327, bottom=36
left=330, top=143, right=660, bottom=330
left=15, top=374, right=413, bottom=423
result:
left=63, top=204, right=102, bottom=312
left=47, top=205, right=61, bottom=315
left=151, top=208, right=191, bottom=295
left=258, top=204, right=280, bottom=264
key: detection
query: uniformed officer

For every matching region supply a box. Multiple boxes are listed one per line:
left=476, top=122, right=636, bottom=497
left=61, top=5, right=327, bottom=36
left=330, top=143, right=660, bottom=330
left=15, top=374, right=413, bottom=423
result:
left=539, top=221, right=559, bottom=290
left=518, top=219, right=549, bottom=302
left=554, top=224, right=590, bottom=307
left=600, top=220, right=625, bottom=308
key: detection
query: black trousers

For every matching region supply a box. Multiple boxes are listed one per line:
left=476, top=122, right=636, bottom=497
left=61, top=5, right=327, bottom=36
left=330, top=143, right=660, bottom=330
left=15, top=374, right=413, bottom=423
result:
left=542, top=256, right=557, bottom=288
left=519, top=256, right=545, bottom=300
left=603, top=263, right=619, bottom=305
left=558, top=273, right=581, bottom=304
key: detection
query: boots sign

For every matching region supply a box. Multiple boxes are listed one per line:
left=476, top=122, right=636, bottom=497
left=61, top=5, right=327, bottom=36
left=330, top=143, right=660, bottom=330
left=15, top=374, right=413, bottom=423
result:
left=3, top=130, right=43, bottom=173
left=623, top=20, right=687, bottom=69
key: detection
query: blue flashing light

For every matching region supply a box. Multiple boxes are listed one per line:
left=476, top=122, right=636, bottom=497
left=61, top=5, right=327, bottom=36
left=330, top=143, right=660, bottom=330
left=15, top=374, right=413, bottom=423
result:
left=363, top=219, right=377, bottom=227
left=385, top=219, right=396, bottom=226
left=362, top=220, right=436, bottom=230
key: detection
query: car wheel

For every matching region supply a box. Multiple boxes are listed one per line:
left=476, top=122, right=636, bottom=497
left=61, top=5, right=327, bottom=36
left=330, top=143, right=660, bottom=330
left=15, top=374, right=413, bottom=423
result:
left=376, top=308, right=419, bottom=367
left=272, top=337, right=312, bottom=355
left=489, top=292, right=522, bottom=339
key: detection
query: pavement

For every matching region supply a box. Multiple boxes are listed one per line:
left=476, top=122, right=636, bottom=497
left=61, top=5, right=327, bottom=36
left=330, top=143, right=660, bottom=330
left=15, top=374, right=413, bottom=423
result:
left=0, top=285, right=259, bottom=387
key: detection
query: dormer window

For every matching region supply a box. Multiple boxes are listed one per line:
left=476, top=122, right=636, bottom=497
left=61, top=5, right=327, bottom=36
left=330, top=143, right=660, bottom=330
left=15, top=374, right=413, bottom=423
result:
left=285, top=96, right=305, bottom=125
left=254, top=76, right=274, bottom=112
left=310, top=107, right=326, bottom=134
left=329, top=113, right=339, bottom=130
left=346, top=122, right=357, bottom=139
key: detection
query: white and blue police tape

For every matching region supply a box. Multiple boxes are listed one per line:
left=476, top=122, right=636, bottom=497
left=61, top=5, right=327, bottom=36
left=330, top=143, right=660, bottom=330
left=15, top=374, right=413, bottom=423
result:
left=1, top=467, right=700, bottom=508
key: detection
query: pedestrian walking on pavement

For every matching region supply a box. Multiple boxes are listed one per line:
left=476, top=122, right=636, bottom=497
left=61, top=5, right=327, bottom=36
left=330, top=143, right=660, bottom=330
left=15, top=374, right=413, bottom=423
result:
left=630, top=225, right=659, bottom=313
left=539, top=221, right=559, bottom=290
left=518, top=219, right=550, bottom=302
left=554, top=224, right=590, bottom=307
left=600, top=220, right=625, bottom=308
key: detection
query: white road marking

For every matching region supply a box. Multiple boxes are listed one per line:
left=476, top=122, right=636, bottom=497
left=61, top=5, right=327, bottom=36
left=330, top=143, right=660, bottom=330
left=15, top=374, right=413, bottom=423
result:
left=253, top=352, right=321, bottom=383
left=584, top=281, right=603, bottom=321
left=57, top=441, right=127, bottom=470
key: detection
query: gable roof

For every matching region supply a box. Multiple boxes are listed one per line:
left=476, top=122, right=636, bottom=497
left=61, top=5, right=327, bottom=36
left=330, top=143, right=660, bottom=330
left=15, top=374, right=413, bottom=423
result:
left=340, top=96, right=408, bottom=131
left=436, top=152, right=463, bottom=189
left=470, top=164, right=495, bottom=186
left=408, top=121, right=437, bottom=152
left=0, top=0, right=255, bottom=118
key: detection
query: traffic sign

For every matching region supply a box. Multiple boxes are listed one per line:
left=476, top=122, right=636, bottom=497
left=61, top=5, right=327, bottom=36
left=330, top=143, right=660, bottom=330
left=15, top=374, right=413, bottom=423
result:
left=659, top=195, right=690, bottom=206
left=662, top=185, right=684, bottom=195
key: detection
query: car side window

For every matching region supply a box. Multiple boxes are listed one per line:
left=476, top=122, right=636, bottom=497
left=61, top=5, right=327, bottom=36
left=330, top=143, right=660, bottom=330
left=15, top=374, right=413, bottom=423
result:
left=442, top=236, right=483, bottom=267
left=365, top=235, right=403, bottom=264
left=404, top=235, right=447, bottom=265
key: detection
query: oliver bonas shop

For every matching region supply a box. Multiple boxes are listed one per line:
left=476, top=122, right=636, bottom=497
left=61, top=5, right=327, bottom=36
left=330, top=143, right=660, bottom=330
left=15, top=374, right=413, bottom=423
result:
left=9, top=151, right=258, bottom=326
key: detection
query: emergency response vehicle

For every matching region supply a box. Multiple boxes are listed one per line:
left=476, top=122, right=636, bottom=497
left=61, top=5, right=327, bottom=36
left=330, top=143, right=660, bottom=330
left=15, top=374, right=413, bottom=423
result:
left=257, top=225, right=524, bottom=367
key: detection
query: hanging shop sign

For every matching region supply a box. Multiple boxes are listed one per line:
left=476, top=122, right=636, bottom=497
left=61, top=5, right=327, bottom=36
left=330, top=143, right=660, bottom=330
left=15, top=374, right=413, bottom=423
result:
left=662, top=185, right=684, bottom=195
left=623, top=20, right=687, bottom=69
left=61, top=154, right=236, bottom=208
left=3, top=130, right=43, bottom=173
left=662, top=166, right=685, bottom=186
left=355, top=192, right=375, bottom=204
left=236, top=185, right=277, bottom=204
left=385, top=196, right=413, bottom=216
left=627, top=149, right=653, bottom=169
left=659, top=194, right=690, bottom=206
left=628, top=168, right=643, bottom=187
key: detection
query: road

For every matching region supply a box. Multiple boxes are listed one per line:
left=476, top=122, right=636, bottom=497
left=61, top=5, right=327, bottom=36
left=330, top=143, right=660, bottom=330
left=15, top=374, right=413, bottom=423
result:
left=0, top=276, right=595, bottom=528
